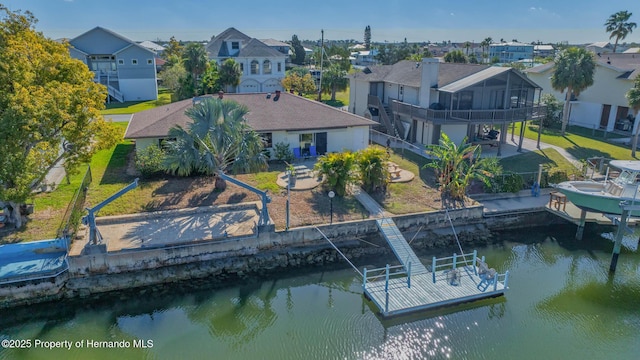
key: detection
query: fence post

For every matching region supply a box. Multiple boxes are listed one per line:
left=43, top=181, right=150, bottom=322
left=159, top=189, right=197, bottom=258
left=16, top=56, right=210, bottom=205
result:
left=452, top=253, right=457, bottom=269
left=473, top=250, right=478, bottom=274
left=493, top=275, right=499, bottom=291
left=407, top=262, right=411, bottom=288
left=385, top=291, right=389, bottom=314
left=432, top=256, right=437, bottom=283
left=504, top=271, right=509, bottom=289
left=385, top=264, right=390, bottom=292
left=363, top=268, right=367, bottom=290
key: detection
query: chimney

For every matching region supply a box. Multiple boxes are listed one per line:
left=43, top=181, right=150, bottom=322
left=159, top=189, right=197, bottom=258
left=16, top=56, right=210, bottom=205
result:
left=418, top=58, right=439, bottom=108
left=218, top=91, right=224, bottom=99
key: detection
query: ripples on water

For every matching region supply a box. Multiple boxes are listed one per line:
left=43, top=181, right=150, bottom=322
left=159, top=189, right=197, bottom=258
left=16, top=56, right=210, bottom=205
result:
left=1, top=226, right=640, bottom=360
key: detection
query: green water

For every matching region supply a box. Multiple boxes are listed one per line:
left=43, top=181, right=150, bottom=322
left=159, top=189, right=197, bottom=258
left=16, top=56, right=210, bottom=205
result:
left=1, top=225, right=640, bottom=360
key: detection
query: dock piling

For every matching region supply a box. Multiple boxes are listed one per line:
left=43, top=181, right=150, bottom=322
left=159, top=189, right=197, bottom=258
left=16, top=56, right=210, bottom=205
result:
left=610, top=208, right=629, bottom=272
left=576, top=210, right=587, bottom=240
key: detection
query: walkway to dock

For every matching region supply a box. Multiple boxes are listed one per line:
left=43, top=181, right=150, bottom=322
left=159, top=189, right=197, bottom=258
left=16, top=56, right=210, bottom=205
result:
left=376, top=218, right=428, bottom=275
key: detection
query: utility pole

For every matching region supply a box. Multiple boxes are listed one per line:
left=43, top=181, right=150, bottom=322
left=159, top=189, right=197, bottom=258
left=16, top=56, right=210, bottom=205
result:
left=317, top=29, right=324, bottom=102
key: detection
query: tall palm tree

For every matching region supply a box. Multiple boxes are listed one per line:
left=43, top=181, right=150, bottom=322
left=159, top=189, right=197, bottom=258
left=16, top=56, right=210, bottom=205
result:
left=162, top=98, right=267, bottom=190
left=551, top=47, right=596, bottom=135
left=481, top=37, right=492, bottom=62
left=218, top=58, right=242, bottom=93
left=605, top=11, right=637, bottom=53
left=183, top=43, right=208, bottom=95
left=464, top=41, right=471, bottom=55
left=322, top=63, right=348, bottom=101
left=627, top=76, right=640, bottom=156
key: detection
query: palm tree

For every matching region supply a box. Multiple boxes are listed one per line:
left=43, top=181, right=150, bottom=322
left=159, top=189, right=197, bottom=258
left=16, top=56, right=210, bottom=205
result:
left=218, top=58, right=242, bottom=93
left=425, top=133, right=499, bottom=201
left=162, top=98, right=267, bottom=190
left=551, top=47, right=596, bottom=135
left=605, top=11, right=637, bottom=53
left=464, top=41, right=471, bottom=55
left=183, top=43, right=208, bottom=95
left=480, top=37, right=492, bottom=58
left=444, top=50, right=467, bottom=63
left=627, top=76, right=640, bottom=156
left=322, top=63, right=348, bottom=101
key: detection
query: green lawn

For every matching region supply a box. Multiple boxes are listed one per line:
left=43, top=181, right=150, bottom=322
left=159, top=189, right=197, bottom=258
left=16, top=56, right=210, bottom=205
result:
left=303, top=88, right=349, bottom=108
left=516, top=122, right=635, bottom=161
left=100, top=90, right=172, bottom=115
left=499, top=148, right=578, bottom=174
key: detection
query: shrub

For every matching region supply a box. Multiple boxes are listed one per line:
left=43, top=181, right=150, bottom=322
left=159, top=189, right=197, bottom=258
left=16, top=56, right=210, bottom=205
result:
left=356, top=147, right=389, bottom=193
left=135, top=145, right=166, bottom=178
left=501, top=173, right=524, bottom=193
left=546, top=170, right=568, bottom=185
left=273, top=142, right=294, bottom=163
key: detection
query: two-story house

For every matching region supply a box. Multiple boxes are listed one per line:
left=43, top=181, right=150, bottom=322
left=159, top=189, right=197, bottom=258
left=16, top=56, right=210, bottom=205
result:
left=68, top=27, right=158, bottom=102
left=489, top=42, right=534, bottom=64
left=206, top=28, right=286, bottom=93
left=525, top=53, right=640, bottom=134
left=349, top=58, right=544, bottom=156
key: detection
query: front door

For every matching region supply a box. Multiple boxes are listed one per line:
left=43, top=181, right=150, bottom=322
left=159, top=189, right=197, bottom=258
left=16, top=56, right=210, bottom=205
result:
left=315, top=132, right=327, bottom=154
left=600, top=104, right=611, bottom=128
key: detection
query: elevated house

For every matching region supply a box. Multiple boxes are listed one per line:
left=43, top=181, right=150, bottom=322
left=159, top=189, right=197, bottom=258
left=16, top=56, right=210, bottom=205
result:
left=68, top=27, right=158, bottom=102
left=525, top=53, right=640, bottom=134
left=206, top=28, right=286, bottom=93
left=349, top=58, right=544, bottom=155
left=489, top=42, right=534, bottom=64
left=124, top=92, right=375, bottom=158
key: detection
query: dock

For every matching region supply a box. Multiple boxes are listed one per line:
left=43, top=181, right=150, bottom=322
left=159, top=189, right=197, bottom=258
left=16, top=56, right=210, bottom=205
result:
left=364, top=218, right=509, bottom=317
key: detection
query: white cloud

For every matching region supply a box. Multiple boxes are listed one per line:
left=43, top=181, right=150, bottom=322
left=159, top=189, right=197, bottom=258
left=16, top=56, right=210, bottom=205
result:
left=450, top=12, right=455, bottom=16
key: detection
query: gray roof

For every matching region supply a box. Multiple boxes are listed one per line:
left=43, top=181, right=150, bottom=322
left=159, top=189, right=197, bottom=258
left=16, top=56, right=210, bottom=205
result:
left=260, top=38, right=290, bottom=47
left=206, top=28, right=282, bottom=58
left=439, top=67, right=541, bottom=93
left=526, top=53, right=640, bottom=80
left=125, top=92, right=376, bottom=139
left=350, top=60, right=489, bottom=88
left=70, top=26, right=155, bottom=55
left=138, top=40, right=165, bottom=52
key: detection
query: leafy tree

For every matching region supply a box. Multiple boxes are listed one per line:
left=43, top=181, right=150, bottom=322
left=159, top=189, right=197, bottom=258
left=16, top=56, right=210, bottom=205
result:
left=605, top=11, right=637, bottom=53
left=326, top=44, right=352, bottom=71
left=183, top=42, right=208, bottom=95
left=322, top=63, right=348, bottom=101
left=135, top=145, right=166, bottom=178
left=374, top=43, right=410, bottom=65
left=200, top=60, right=221, bottom=94
left=163, top=36, right=183, bottom=62
left=463, top=41, right=471, bottom=55
left=356, top=147, right=388, bottom=193
left=287, top=67, right=309, bottom=78
left=444, top=50, right=468, bottom=63
left=551, top=47, right=595, bottom=135
left=281, top=73, right=316, bottom=95
left=218, top=58, right=242, bottom=93
left=159, top=62, right=189, bottom=99
left=314, top=151, right=358, bottom=197
left=291, top=34, right=306, bottom=65
left=0, top=6, right=119, bottom=227
left=468, top=53, right=479, bottom=64
left=540, top=93, right=563, bottom=128
left=626, top=75, right=640, bottom=156
left=162, top=98, right=267, bottom=190
left=364, top=25, right=371, bottom=50
left=425, top=133, right=499, bottom=201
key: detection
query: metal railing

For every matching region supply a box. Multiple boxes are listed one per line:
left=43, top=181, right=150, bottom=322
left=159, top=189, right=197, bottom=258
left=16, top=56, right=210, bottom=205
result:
left=362, top=262, right=413, bottom=313
left=57, top=166, right=92, bottom=239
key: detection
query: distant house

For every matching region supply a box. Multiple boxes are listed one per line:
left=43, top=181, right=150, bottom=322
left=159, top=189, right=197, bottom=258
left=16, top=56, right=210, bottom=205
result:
left=525, top=53, right=640, bottom=133
left=349, top=58, right=543, bottom=154
left=623, top=47, right=640, bottom=54
left=124, top=92, right=375, bottom=158
left=586, top=41, right=613, bottom=54
left=138, top=40, right=166, bottom=56
left=350, top=49, right=378, bottom=66
left=489, top=42, right=534, bottom=63
left=206, top=28, right=286, bottom=93
left=534, top=44, right=555, bottom=58
left=259, top=38, right=290, bottom=55
left=68, top=27, right=158, bottom=102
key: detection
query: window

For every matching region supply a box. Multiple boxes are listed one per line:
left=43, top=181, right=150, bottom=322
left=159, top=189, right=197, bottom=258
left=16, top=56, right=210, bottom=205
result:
left=261, top=133, right=273, bottom=148
left=277, top=62, right=282, bottom=72
left=240, top=63, right=244, bottom=72
left=231, top=41, right=239, bottom=50
left=263, top=60, right=272, bottom=75
left=251, top=60, right=259, bottom=74
left=132, top=59, right=138, bottom=65
left=118, top=59, right=124, bottom=65
left=458, top=91, right=473, bottom=110
left=147, top=59, right=153, bottom=65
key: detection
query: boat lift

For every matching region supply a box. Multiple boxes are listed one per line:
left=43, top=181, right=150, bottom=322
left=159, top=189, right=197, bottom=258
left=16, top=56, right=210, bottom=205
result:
left=82, top=178, right=139, bottom=253
left=217, top=172, right=273, bottom=231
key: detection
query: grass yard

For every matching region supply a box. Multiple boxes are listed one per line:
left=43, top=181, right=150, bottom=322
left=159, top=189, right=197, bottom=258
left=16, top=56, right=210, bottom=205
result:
left=303, top=88, right=349, bottom=108
left=100, top=90, right=172, bottom=115
left=499, top=148, right=578, bottom=174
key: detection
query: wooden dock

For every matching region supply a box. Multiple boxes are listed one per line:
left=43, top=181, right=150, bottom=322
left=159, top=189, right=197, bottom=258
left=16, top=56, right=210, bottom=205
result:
left=366, top=217, right=509, bottom=317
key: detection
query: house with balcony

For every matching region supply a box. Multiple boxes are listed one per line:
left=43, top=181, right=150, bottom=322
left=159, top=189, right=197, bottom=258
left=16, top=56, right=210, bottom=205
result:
left=68, top=27, right=158, bottom=102
left=525, top=53, right=640, bottom=134
left=349, top=58, right=544, bottom=155
left=206, top=28, right=286, bottom=93
left=489, top=42, right=534, bottom=63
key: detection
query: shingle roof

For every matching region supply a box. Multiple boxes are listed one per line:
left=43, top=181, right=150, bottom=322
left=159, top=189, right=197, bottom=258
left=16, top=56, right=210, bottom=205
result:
left=70, top=26, right=155, bottom=55
left=350, top=60, right=489, bottom=88
left=206, top=28, right=282, bottom=58
left=526, top=53, right=640, bottom=79
left=237, top=38, right=284, bottom=58
left=260, top=38, right=290, bottom=47
left=138, top=40, right=165, bottom=52
left=206, top=27, right=252, bottom=57
left=125, top=92, right=376, bottom=139
left=440, top=67, right=541, bottom=93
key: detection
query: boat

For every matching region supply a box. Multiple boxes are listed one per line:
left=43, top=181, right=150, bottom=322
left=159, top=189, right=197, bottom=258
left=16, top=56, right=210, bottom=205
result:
left=553, top=160, right=640, bottom=216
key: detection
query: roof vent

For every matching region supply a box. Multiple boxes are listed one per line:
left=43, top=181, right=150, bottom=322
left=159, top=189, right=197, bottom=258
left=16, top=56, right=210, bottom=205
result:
left=273, top=90, right=280, bottom=102
left=266, top=93, right=271, bottom=99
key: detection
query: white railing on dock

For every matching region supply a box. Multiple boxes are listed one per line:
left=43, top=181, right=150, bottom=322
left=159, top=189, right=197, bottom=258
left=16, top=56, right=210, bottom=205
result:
left=362, top=262, right=413, bottom=313
left=431, top=250, right=477, bottom=283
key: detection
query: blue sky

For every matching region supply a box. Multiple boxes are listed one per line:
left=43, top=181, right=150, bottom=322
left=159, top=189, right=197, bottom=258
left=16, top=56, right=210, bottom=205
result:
left=4, top=0, right=639, bottom=44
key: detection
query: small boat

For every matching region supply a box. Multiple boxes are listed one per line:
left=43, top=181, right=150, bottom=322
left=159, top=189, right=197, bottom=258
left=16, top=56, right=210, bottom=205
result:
left=553, top=160, right=640, bottom=215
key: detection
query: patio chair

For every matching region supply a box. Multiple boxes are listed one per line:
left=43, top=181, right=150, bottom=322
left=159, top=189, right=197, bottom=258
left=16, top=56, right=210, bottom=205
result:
left=309, top=146, right=317, bottom=157
left=293, top=147, right=301, bottom=159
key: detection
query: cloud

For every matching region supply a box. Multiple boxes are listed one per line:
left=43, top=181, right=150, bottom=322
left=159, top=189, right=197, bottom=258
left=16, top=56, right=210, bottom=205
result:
left=450, top=12, right=455, bottom=16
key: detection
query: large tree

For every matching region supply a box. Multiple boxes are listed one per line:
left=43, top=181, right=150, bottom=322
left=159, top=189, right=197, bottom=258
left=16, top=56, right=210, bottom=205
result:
left=605, top=11, right=637, bottom=53
left=0, top=6, right=119, bottom=228
left=218, top=58, right=242, bottom=93
left=281, top=72, right=316, bottom=95
left=162, top=98, right=267, bottom=190
left=550, top=47, right=596, bottom=135
left=183, top=42, right=208, bottom=95
left=444, top=50, right=468, bottom=63
left=291, top=34, right=305, bottom=65
left=321, top=63, right=348, bottom=101
left=627, top=75, right=640, bottom=157
left=364, top=25, right=371, bottom=50
left=162, top=36, right=184, bottom=67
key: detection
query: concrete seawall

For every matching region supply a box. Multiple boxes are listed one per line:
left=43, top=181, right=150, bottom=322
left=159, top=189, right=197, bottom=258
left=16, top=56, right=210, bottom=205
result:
left=0, top=206, right=564, bottom=309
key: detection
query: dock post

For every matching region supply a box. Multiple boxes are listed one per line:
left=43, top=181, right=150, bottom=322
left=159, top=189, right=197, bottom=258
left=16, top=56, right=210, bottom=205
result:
left=452, top=253, right=457, bottom=269
left=407, top=262, right=412, bottom=288
left=385, top=264, right=390, bottom=292
left=363, top=268, right=367, bottom=290
left=610, top=209, right=629, bottom=272
left=385, top=291, right=389, bottom=314
left=432, top=257, right=437, bottom=283
left=504, top=271, right=509, bottom=289
left=575, top=210, right=587, bottom=240
left=472, top=250, right=478, bottom=274
left=493, top=275, right=499, bottom=291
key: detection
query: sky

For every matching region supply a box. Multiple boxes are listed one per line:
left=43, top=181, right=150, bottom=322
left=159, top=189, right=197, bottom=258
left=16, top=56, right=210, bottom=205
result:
left=3, top=0, right=640, bottom=45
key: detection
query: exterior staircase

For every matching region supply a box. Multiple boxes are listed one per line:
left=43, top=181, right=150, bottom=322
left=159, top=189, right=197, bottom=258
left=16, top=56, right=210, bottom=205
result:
left=107, top=85, right=124, bottom=103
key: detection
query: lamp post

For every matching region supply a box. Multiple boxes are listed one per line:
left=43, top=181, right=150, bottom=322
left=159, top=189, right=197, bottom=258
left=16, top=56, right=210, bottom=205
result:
left=286, top=169, right=291, bottom=230
left=328, top=190, right=335, bottom=224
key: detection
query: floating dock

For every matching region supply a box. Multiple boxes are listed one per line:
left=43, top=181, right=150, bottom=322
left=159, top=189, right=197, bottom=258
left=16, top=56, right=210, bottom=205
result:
left=363, top=218, right=508, bottom=317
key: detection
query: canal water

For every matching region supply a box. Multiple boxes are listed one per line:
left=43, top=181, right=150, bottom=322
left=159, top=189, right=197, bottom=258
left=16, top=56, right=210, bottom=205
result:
left=1, top=225, right=640, bottom=360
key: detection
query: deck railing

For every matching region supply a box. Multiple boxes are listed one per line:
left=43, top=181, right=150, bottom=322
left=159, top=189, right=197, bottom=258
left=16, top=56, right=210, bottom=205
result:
left=362, top=263, right=413, bottom=313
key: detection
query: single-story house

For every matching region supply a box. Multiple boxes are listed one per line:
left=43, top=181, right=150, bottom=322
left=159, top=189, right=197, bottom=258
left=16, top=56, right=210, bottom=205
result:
left=525, top=53, right=640, bottom=134
left=124, top=92, right=376, bottom=158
